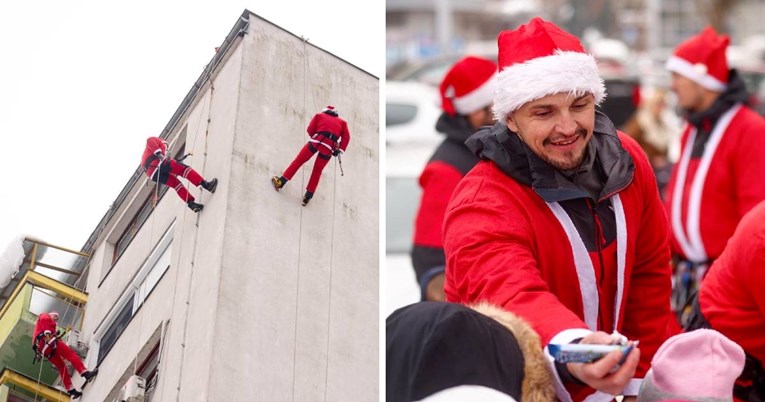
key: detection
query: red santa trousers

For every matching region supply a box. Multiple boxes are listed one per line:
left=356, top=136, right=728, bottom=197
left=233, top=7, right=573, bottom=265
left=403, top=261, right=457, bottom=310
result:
left=47, top=342, right=86, bottom=390
left=282, top=143, right=332, bottom=193
left=148, top=160, right=204, bottom=203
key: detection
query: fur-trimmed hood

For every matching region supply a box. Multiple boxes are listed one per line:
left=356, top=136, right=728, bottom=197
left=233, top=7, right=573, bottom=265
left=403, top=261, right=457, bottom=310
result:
left=386, top=301, right=555, bottom=402
left=469, top=302, right=556, bottom=402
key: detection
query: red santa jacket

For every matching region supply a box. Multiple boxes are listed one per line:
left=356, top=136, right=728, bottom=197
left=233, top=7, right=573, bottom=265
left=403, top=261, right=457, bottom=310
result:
left=700, top=201, right=765, bottom=364
left=665, top=103, right=765, bottom=263
left=306, top=112, right=351, bottom=156
left=32, top=313, right=58, bottom=354
left=411, top=113, right=480, bottom=288
left=444, top=116, right=677, bottom=401
left=141, top=136, right=167, bottom=178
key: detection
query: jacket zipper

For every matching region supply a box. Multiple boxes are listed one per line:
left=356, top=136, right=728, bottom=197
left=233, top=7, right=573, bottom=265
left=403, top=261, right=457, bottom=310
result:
left=587, top=198, right=608, bottom=330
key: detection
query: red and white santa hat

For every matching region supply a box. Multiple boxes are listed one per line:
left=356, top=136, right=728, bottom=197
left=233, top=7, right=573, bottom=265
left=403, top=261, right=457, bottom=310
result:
left=322, top=105, right=338, bottom=115
left=493, top=17, right=606, bottom=123
left=440, top=56, right=497, bottom=116
left=666, top=27, right=730, bottom=92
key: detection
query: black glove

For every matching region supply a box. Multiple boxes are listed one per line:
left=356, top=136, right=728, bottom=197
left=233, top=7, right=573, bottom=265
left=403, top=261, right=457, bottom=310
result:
left=332, top=149, right=342, bottom=157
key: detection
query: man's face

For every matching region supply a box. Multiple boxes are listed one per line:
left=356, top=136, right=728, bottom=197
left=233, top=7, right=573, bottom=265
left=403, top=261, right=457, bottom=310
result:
left=506, top=92, right=595, bottom=171
left=50, top=313, right=59, bottom=322
left=467, top=105, right=496, bottom=129
left=670, top=72, right=706, bottom=112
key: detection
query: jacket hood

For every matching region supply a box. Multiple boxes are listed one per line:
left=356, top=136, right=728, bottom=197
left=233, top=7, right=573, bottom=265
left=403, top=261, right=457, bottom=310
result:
left=435, top=112, right=483, bottom=143
left=466, top=111, right=634, bottom=202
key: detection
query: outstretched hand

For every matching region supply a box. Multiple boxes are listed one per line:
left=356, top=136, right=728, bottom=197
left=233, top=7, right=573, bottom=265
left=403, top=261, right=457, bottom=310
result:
left=566, top=331, right=640, bottom=395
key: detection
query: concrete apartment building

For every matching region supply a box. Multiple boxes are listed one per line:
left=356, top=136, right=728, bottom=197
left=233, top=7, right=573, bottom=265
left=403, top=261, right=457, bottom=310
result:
left=0, top=9, right=378, bottom=402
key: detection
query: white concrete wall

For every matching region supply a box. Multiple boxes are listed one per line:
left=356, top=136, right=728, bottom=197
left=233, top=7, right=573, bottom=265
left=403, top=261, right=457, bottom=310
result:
left=79, top=12, right=377, bottom=402
left=206, top=15, right=379, bottom=402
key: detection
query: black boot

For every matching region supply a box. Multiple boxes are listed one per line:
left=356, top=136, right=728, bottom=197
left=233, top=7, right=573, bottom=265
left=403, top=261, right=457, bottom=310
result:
left=271, top=176, right=287, bottom=191
left=82, top=368, right=98, bottom=382
left=302, top=191, right=313, bottom=206
left=187, top=200, right=204, bottom=213
left=68, top=389, right=82, bottom=399
left=201, top=178, right=218, bottom=193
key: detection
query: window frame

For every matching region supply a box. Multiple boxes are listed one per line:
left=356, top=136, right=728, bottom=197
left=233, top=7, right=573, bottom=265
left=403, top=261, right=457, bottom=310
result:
left=91, top=222, right=174, bottom=367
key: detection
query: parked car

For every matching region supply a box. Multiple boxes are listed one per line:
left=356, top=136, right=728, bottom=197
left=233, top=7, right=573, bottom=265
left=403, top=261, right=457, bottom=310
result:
left=385, top=138, right=440, bottom=316
left=386, top=81, right=442, bottom=144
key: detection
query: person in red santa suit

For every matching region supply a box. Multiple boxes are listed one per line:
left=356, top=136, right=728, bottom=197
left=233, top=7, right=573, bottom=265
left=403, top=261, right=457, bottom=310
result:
left=141, top=136, right=218, bottom=213
left=411, top=56, right=496, bottom=302
left=32, top=312, right=98, bottom=399
left=271, top=106, right=351, bottom=206
left=663, top=27, right=765, bottom=312
left=683, top=200, right=765, bottom=401
left=442, top=18, right=678, bottom=401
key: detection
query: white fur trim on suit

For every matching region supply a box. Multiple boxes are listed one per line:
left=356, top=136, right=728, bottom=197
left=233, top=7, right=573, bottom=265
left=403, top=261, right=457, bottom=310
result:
left=493, top=50, right=606, bottom=122
left=666, top=56, right=727, bottom=92
left=453, top=73, right=497, bottom=115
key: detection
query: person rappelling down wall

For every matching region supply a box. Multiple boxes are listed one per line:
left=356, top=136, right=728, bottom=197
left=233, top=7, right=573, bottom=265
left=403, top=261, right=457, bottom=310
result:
left=141, top=136, right=218, bottom=213
left=32, top=312, right=98, bottom=399
left=271, top=106, right=351, bottom=206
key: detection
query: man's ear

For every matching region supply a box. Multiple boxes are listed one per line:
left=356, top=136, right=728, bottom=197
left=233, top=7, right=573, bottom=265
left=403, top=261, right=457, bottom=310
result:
left=506, top=113, right=519, bottom=133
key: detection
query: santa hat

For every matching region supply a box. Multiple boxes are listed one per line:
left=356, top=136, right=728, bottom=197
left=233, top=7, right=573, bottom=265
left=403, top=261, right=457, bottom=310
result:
left=440, top=56, right=497, bottom=116
left=666, top=27, right=730, bottom=92
left=637, top=329, right=745, bottom=402
left=321, top=105, right=338, bottom=116
left=493, top=17, right=606, bottom=123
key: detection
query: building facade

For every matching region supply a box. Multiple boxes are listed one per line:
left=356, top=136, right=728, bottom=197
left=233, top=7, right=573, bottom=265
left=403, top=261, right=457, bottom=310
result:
left=0, top=9, right=378, bottom=402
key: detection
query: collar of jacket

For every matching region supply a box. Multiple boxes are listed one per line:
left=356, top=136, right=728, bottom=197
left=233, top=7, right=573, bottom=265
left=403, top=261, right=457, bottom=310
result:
left=435, top=112, right=484, bottom=145
left=685, top=68, right=750, bottom=130
left=466, top=111, right=635, bottom=203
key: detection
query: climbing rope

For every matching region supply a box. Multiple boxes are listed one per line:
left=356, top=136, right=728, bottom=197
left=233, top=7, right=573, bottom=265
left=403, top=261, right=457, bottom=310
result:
left=145, top=65, right=214, bottom=401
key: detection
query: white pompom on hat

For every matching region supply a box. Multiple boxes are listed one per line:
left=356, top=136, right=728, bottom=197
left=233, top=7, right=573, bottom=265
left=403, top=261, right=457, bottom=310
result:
left=321, top=105, right=338, bottom=116
left=492, top=17, right=606, bottom=123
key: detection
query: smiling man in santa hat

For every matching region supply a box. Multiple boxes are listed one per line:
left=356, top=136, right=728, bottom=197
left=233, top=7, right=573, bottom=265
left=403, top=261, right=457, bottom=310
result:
left=411, top=56, right=496, bottom=302
left=664, top=27, right=765, bottom=309
left=442, top=17, right=677, bottom=401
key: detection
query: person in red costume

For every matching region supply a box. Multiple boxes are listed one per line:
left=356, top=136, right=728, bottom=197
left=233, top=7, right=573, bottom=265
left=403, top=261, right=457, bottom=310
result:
left=32, top=312, right=97, bottom=399
left=141, top=136, right=218, bottom=213
left=411, top=56, right=496, bottom=301
left=663, top=27, right=765, bottom=311
left=271, top=106, right=351, bottom=206
left=442, top=18, right=678, bottom=401
left=684, top=201, right=765, bottom=401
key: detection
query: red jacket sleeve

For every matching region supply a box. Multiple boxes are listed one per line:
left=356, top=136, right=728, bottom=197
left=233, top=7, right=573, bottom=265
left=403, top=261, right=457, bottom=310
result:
left=414, top=162, right=464, bottom=248
left=306, top=114, right=320, bottom=136
left=147, top=137, right=166, bottom=156
left=732, top=111, right=765, bottom=219
left=338, top=121, right=351, bottom=152
left=443, top=171, right=589, bottom=344
left=32, top=313, right=56, bottom=341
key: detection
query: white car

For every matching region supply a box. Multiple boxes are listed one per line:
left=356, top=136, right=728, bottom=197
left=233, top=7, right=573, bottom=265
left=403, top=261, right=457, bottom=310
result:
left=386, top=81, right=441, bottom=145
left=385, top=137, right=441, bottom=317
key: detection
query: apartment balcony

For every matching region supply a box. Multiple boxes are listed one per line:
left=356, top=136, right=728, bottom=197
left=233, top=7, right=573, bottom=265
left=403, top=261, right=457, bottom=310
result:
left=0, top=239, right=88, bottom=401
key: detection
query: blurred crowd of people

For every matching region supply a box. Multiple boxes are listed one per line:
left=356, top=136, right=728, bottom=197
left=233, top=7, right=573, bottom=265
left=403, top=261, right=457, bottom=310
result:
left=387, top=17, right=765, bottom=402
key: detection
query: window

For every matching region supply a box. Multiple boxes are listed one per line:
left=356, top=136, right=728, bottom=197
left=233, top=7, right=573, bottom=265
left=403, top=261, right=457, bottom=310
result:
left=386, top=102, right=418, bottom=127
left=94, top=224, right=174, bottom=365
left=98, top=296, right=134, bottom=364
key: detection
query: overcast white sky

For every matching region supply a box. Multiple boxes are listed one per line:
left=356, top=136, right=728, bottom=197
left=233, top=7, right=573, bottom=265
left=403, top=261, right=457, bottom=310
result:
left=0, top=0, right=383, bottom=253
